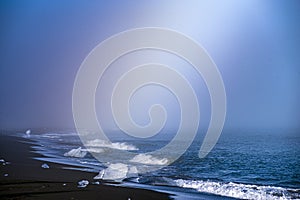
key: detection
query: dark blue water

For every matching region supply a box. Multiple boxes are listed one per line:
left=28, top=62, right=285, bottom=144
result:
left=173, top=131, right=300, bottom=188
left=16, top=130, right=300, bottom=199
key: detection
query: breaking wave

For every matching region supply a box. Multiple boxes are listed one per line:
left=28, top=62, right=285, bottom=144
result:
left=86, top=139, right=138, bottom=151
left=174, top=179, right=300, bottom=200
left=64, top=147, right=104, bottom=158
left=130, top=154, right=168, bottom=165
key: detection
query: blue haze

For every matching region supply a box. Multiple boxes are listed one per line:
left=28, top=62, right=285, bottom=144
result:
left=0, top=1, right=299, bottom=133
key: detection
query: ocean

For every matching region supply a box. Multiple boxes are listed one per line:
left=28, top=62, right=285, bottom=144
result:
left=15, top=129, right=300, bottom=199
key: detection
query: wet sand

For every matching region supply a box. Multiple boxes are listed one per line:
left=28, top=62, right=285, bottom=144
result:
left=0, top=134, right=171, bottom=200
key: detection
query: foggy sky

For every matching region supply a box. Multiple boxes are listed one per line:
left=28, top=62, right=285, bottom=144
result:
left=0, top=0, right=299, bottom=132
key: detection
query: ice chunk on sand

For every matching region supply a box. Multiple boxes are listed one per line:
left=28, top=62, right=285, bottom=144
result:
left=78, top=180, right=89, bottom=188
left=94, top=163, right=129, bottom=181
left=94, top=163, right=139, bottom=182
left=64, top=147, right=87, bottom=158
left=128, top=166, right=138, bottom=176
left=25, top=129, right=31, bottom=138
left=0, top=159, right=10, bottom=166
left=41, top=163, right=49, bottom=169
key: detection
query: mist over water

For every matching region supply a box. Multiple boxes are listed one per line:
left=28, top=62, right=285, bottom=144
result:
left=0, top=1, right=299, bottom=131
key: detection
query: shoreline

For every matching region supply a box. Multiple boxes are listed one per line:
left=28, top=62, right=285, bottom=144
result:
left=0, top=134, right=172, bottom=200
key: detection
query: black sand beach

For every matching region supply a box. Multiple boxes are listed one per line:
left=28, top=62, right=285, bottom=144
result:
left=0, top=134, right=171, bottom=200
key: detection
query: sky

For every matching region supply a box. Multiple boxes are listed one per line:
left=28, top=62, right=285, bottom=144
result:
left=0, top=0, right=299, bottom=133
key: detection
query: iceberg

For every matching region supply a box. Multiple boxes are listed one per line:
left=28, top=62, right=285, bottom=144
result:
left=64, top=147, right=87, bottom=158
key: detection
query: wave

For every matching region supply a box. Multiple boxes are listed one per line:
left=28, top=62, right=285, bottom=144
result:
left=174, top=179, right=300, bottom=200
left=41, top=135, right=60, bottom=139
left=64, top=147, right=105, bottom=158
left=130, top=154, right=168, bottom=165
left=87, top=148, right=104, bottom=153
left=86, top=139, right=138, bottom=151
left=79, top=161, right=102, bottom=166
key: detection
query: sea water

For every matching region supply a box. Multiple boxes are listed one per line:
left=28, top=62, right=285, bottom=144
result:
left=17, top=130, right=300, bottom=199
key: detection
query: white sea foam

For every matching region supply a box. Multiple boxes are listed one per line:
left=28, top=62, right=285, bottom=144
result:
left=130, top=154, right=168, bottom=165
left=79, top=161, right=102, bottom=166
left=86, top=139, right=138, bottom=151
left=64, top=147, right=87, bottom=158
left=175, top=179, right=300, bottom=200
left=86, top=148, right=104, bottom=153
left=41, top=134, right=60, bottom=139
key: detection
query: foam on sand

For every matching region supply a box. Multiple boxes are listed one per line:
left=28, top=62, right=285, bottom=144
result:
left=175, top=179, right=300, bottom=200
left=87, top=139, right=138, bottom=151
left=64, top=147, right=87, bottom=158
left=130, top=154, right=168, bottom=165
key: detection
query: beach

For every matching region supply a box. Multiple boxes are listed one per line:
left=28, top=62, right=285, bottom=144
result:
left=0, top=134, right=171, bottom=200
left=1, top=130, right=299, bottom=200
